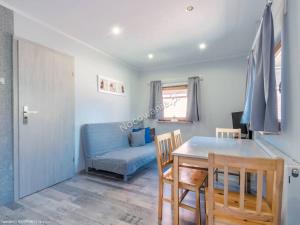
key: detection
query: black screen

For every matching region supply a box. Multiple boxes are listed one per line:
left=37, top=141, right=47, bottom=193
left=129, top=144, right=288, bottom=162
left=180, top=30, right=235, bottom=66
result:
left=231, top=111, right=248, bottom=135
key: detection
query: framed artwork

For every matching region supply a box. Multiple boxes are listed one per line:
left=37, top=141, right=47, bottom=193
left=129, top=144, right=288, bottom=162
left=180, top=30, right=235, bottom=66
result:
left=97, top=75, right=126, bottom=96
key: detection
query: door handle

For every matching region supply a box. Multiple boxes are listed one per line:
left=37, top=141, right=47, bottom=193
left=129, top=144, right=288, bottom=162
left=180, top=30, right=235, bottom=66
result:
left=292, top=168, right=299, bottom=178
left=23, top=106, right=39, bottom=123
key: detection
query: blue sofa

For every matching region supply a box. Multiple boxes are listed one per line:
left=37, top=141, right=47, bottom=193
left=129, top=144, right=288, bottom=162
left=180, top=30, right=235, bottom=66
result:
left=81, top=122, right=156, bottom=181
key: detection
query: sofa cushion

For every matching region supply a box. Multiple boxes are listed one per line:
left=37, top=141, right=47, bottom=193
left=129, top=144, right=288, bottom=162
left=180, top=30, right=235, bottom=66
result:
left=82, top=122, right=130, bottom=158
left=144, top=127, right=152, bottom=143
left=150, top=128, right=156, bottom=141
left=130, top=127, right=153, bottom=144
left=130, top=129, right=145, bottom=147
left=132, top=128, right=143, bottom=132
left=91, top=143, right=156, bottom=175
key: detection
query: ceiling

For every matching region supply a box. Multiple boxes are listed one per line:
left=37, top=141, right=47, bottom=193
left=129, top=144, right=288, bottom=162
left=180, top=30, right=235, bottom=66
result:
left=1, top=0, right=267, bottom=70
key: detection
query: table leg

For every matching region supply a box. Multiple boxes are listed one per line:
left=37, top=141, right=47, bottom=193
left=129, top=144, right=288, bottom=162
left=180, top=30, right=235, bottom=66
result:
left=266, top=171, right=274, bottom=206
left=173, top=156, right=179, bottom=225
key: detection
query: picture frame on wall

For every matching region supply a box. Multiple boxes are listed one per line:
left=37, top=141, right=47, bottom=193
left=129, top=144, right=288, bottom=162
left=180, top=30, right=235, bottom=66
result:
left=97, top=75, right=126, bottom=96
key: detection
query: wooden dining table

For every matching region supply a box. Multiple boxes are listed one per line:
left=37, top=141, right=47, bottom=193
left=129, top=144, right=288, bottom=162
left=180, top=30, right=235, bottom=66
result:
left=172, top=136, right=273, bottom=225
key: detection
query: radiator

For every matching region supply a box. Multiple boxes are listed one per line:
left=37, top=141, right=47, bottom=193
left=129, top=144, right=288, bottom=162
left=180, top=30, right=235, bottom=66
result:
left=283, top=164, right=300, bottom=225
left=256, top=139, right=300, bottom=225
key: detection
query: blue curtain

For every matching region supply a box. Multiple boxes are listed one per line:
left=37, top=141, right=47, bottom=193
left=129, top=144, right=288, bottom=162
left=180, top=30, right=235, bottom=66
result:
left=148, top=81, right=163, bottom=119
left=241, top=52, right=255, bottom=124
left=186, top=77, right=201, bottom=122
left=242, top=5, right=280, bottom=132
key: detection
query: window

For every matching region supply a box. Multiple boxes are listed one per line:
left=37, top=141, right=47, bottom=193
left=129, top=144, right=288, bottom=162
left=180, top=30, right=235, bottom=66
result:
left=161, top=85, right=187, bottom=121
left=275, top=42, right=282, bottom=122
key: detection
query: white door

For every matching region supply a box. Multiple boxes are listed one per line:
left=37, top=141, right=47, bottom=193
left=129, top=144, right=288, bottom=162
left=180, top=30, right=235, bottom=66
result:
left=17, top=39, right=75, bottom=198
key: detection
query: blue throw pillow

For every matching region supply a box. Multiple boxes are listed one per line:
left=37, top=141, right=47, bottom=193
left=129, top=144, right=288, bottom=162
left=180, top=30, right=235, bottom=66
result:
left=130, top=129, right=145, bottom=147
left=132, top=128, right=143, bottom=132
left=145, top=127, right=152, bottom=143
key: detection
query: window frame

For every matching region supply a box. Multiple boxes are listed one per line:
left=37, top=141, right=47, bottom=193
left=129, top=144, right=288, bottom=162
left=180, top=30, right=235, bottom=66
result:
left=274, top=41, right=282, bottom=124
left=160, top=84, right=188, bottom=122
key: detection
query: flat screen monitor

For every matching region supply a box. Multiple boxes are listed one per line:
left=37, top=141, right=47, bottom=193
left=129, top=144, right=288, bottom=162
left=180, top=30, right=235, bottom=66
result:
left=231, top=111, right=248, bottom=135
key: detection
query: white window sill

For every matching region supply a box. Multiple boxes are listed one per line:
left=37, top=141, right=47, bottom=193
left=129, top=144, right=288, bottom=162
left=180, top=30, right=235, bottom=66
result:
left=257, top=131, right=281, bottom=135
left=157, top=120, right=192, bottom=124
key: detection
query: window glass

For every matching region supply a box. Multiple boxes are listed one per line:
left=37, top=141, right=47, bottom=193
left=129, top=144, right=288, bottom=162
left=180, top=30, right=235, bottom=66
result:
left=275, top=43, right=282, bottom=122
left=162, top=85, right=187, bottom=120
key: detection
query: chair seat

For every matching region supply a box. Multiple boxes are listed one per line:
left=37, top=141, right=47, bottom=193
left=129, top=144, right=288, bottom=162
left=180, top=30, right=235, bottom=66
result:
left=205, top=188, right=272, bottom=225
left=180, top=163, right=208, bottom=171
left=163, top=167, right=207, bottom=189
left=211, top=214, right=272, bottom=225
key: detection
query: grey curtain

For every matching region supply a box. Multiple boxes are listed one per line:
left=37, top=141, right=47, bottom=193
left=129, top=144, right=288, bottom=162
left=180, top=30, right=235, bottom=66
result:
left=241, top=52, right=255, bottom=124
left=250, top=5, right=279, bottom=132
left=186, top=77, right=201, bottom=122
left=148, top=81, right=163, bottom=119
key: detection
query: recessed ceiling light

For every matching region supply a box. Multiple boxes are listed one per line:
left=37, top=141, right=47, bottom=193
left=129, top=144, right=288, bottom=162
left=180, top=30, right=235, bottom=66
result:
left=148, top=53, right=154, bottom=59
left=111, top=26, right=123, bottom=35
left=186, top=5, right=194, bottom=12
left=199, top=43, right=207, bottom=50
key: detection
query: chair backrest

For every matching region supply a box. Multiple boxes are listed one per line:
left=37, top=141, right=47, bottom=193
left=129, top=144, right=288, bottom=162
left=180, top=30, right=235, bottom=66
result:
left=172, top=129, right=183, bottom=149
left=216, top=128, right=241, bottom=139
left=155, top=133, right=174, bottom=176
left=207, top=153, right=284, bottom=225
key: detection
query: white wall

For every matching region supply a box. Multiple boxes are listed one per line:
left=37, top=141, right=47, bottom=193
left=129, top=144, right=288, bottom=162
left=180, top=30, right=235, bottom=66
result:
left=13, top=13, right=139, bottom=172
left=257, top=0, right=300, bottom=164
left=137, top=57, right=247, bottom=141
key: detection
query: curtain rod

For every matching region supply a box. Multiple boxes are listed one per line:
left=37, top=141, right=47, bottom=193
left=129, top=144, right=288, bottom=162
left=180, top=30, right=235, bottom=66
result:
left=147, top=76, right=204, bottom=86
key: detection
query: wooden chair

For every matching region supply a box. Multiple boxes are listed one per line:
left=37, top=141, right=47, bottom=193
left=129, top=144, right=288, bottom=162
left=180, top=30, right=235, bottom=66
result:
left=172, top=129, right=207, bottom=172
left=172, top=129, right=183, bottom=150
left=155, top=133, right=208, bottom=225
left=215, top=128, right=242, bottom=183
left=205, top=153, right=284, bottom=225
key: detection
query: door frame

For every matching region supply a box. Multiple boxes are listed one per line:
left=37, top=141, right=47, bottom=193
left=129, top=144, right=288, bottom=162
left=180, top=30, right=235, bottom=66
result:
left=13, top=37, right=20, bottom=201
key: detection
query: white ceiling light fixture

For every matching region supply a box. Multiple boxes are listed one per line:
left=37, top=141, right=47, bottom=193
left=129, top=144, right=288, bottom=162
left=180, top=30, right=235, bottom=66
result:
left=199, top=43, right=207, bottom=50
left=148, top=53, right=154, bottom=60
left=111, top=25, right=123, bottom=36
left=186, top=5, right=194, bottom=12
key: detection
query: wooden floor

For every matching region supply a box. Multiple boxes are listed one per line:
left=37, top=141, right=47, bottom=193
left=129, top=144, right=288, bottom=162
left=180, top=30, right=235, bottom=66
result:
left=0, top=162, right=209, bottom=225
